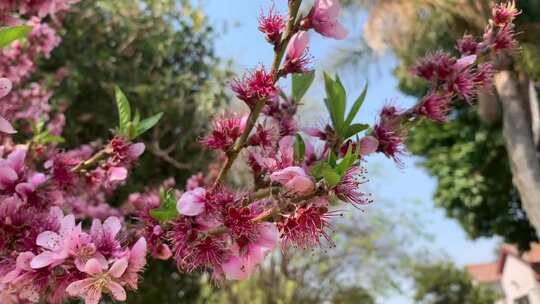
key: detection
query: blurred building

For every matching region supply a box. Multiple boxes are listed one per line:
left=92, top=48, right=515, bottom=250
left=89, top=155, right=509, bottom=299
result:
left=467, top=243, right=540, bottom=304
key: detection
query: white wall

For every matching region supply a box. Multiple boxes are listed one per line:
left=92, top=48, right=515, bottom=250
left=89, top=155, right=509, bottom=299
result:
left=501, top=255, right=540, bottom=304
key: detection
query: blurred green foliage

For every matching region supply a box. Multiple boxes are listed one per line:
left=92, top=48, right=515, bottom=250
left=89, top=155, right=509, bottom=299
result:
left=40, top=0, right=232, bottom=196
left=412, top=262, right=499, bottom=304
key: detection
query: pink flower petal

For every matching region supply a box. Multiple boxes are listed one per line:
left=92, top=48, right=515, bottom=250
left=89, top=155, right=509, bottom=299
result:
left=59, top=214, right=75, bottom=237
left=30, top=251, right=55, bottom=269
left=0, top=78, right=12, bottom=98
left=107, top=281, right=126, bottom=301
left=6, top=149, right=26, bottom=173
left=128, top=237, right=147, bottom=272
left=0, top=116, right=16, bottom=134
left=109, top=258, right=128, bottom=278
left=36, top=231, right=61, bottom=250
left=0, top=166, right=18, bottom=189
left=177, top=187, right=206, bottom=216
left=359, top=136, right=379, bottom=156
left=154, top=244, right=172, bottom=260
left=65, top=278, right=94, bottom=297
left=108, top=167, right=128, bottom=182
left=256, top=223, right=279, bottom=250
left=84, top=258, right=106, bottom=275
left=103, top=216, right=121, bottom=237
left=128, top=143, right=145, bottom=158
left=222, top=256, right=250, bottom=280
left=286, top=31, right=309, bottom=60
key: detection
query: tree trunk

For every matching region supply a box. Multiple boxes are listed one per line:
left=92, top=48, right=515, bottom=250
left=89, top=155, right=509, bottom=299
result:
left=495, top=70, right=540, bottom=238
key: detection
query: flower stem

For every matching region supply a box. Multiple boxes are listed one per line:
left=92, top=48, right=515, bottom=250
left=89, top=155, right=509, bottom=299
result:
left=212, top=0, right=303, bottom=187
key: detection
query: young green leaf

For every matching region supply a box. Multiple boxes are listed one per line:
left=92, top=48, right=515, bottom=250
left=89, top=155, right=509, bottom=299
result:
left=0, top=25, right=32, bottom=49
left=293, top=134, right=306, bottom=163
left=345, top=123, right=369, bottom=139
left=134, top=112, right=163, bottom=139
left=328, top=151, right=337, bottom=168
left=323, top=73, right=347, bottom=135
left=114, top=86, right=131, bottom=134
left=292, top=71, right=315, bottom=103
left=150, top=188, right=178, bottom=222
left=333, top=75, right=347, bottom=128
left=345, top=83, right=368, bottom=126
left=335, top=144, right=359, bottom=176
left=310, top=162, right=341, bottom=187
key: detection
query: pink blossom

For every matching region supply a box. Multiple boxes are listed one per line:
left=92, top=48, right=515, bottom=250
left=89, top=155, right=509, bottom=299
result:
left=270, top=166, right=315, bottom=195
left=492, top=2, right=521, bottom=26
left=66, top=258, right=128, bottom=304
left=456, top=34, right=478, bottom=55
left=222, top=223, right=278, bottom=280
left=177, top=187, right=207, bottom=216
left=306, top=0, right=348, bottom=40
left=416, top=92, right=451, bottom=123
left=231, top=66, right=278, bottom=108
left=335, top=166, right=371, bottom=207
left=278, top=201, right=336, bottom=249
left=90, top=216, right=122, bottom=256
left=283, top=31, right=311, bottom=74
left=373, top=123, right=405, bottom=165
left=200, top=115, right=247, bottom=151
left=121, top=237, right=147, bottom=290
left=258, top=6, right=285, bottom=45
left=31, top=213, right=79, bottom=268
left=0, top=77, right=15, bottom=134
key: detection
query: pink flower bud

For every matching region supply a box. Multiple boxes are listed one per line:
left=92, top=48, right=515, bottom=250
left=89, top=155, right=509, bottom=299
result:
left=270, top=166, right=315, bottom=194
left=307, top=0, right=348, bottom=40
left=177, top=187, right=206, bottom=216
left=286, top=31, right=309, bottom=62
left=359, top=136, right=379, bottom=155
left=0, top=78, right=12, bottom=98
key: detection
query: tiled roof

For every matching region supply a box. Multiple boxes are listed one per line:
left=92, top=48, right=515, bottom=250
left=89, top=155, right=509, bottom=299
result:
left=466, top=242, right=540, bottom=284
left=466, top=262, right=501, bottom=283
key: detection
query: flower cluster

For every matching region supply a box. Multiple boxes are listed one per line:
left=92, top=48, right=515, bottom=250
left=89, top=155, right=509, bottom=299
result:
left=0, top=0, right=523, bottom=302
left=369, top=1, right=520, bottom=164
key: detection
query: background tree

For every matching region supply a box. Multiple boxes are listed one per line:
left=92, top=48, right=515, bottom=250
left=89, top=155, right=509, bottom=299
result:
left=38, top=1, right=232, bottom=302
left=412, top=262, right=498, bottom=304
left=339, top=0, right=540, bottom=249
left=39, top=0, right=232, bottom=196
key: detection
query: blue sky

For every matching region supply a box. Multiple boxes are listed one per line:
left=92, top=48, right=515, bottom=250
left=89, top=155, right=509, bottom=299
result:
left=201, top=0, right=501, bottom=302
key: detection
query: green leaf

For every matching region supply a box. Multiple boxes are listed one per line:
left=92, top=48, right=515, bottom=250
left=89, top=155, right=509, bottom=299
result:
left=292, top=71, right=315, bottom=103
left=311, top=162, right=341, bottom=187
left=322, top=168, right=341, bottom=188
left=345, top=83, right=368, bottom=126
left=115, top=86, right=131, bottom=134
left=150, top=188, right=178, bottom=222
left=345, top=123, right=369, bottom=138
left=294, top=134, right=306, bottom=163
left=0, top=25, right=32, bottom=49
left=334, top=75, right=347, bottom=127
left=323, top=73, right=346, bottom=135
left=134, top=112, right=163, bottom=139
left=328, top=151, right=337, bottom=168
left=335, top=144, right=359, bottom=176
